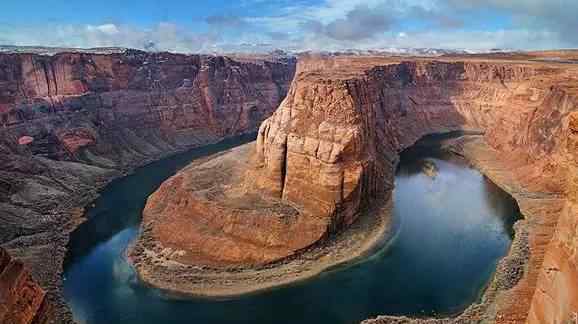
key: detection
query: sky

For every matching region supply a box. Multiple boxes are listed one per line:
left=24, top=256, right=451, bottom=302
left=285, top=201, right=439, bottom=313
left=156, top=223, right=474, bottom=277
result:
left=1, top=0, right=577, bottom=53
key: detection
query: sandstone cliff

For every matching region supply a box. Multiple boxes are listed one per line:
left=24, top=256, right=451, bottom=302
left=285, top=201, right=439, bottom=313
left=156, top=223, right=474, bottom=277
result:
left=0, top=248, right=52, bottom=324
left=252, top=56, right=560, bottom=253
left=0, top=50, right=296, bottom=321
left=0, top=50, right=295, bottom=160
left=527, top=111, right=578, bottom=324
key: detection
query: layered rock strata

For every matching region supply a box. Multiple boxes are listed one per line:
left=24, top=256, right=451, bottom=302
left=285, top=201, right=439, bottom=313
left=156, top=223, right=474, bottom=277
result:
left=0, top=50, right=296, bottom=322
left=526, top=111, right=578, bottom=324
left=135, top=54, right=578, bottom=323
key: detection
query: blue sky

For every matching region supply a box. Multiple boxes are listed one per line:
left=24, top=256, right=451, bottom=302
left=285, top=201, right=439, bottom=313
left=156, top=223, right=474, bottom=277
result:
left=1, top=0, right=576, bottom=52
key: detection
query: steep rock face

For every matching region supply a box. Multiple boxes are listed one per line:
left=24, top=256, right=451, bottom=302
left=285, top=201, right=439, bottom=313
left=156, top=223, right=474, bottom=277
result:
left=0, top=51, right=295, bottom=162
left=0, top=248, right=52, bottom=324
left=0, top=50, right=296, bottom=321
left=527, top=111, right=578, bottom=324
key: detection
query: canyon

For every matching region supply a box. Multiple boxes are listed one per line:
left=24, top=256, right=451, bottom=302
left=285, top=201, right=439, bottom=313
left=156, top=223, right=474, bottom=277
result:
left=132, top=52, right=578, bottom=323
left=0, top=48, right=577, bottom=324
left=0, top=49, right=296, bottom=322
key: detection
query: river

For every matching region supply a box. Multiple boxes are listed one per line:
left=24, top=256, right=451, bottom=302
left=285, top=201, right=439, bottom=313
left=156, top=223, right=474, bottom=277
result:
left=63, top=134, right=520, bottom=324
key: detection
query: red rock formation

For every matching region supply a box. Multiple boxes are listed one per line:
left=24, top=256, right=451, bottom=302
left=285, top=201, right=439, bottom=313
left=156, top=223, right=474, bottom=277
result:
left=0, top=50, right=295, bottom=162
left=0, top=248, right=51, bottom=324
left=527, top=111, right=578, bottom=324
left=136, top=144, right=316, bottom=267
left=56, top=128, right=96, bottom=155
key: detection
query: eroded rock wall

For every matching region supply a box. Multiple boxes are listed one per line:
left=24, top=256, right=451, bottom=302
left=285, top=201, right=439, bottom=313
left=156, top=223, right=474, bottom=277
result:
left=527, top=112, right=578, bottom=324
left=0, top=51, right=295, bottom=161
left=0, top=248, right=52, bottom=324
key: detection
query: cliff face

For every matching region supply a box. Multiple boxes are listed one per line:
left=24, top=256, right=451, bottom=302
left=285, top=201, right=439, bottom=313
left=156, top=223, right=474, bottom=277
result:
left=0, top=50, right=295, bottom=160
left=0, top=248, right=52, bottom=324
left=527, top=111, right=578, bottom=324
left=253, top=57, right=562, bottom=235
left=0, top=50, right=296, bottom=321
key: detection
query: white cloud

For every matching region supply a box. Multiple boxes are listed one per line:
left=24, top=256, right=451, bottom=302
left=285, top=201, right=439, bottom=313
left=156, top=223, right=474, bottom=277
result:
left=0, top=22, right=219, bottom=53
left=86, top=24, right=120, bottom=35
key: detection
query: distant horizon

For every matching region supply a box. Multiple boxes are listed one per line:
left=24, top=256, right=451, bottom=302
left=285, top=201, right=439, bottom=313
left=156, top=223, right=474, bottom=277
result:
left=2, top=43, right=578, bottom=56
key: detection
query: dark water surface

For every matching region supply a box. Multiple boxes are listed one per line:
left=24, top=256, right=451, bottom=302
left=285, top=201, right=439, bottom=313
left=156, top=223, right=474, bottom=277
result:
left=63, top=134, right=521, bottom=324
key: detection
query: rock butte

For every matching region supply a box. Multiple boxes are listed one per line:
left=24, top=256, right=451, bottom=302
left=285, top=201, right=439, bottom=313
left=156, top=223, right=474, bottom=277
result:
left=0, top=49, right=295, bottom=323
left=133, top=52, right=578, bottom=323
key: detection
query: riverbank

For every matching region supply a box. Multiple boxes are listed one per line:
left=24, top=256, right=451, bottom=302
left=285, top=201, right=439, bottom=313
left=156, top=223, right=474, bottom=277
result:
left=129, top=200, right=394, bottom=298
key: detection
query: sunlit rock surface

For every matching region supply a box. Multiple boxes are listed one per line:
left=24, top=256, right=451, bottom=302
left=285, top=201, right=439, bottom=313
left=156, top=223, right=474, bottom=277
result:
left=0, top=248, right=52, bottom=324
